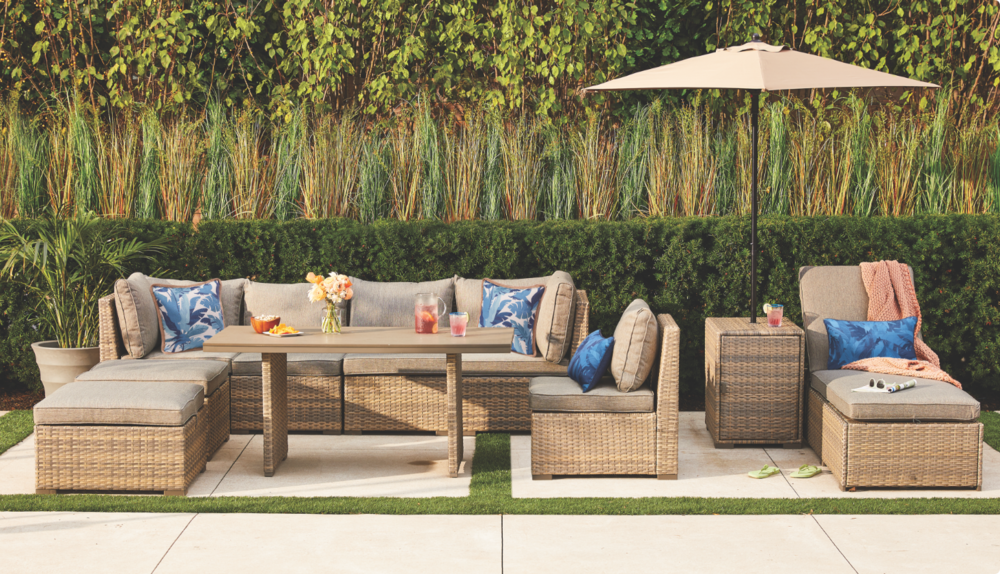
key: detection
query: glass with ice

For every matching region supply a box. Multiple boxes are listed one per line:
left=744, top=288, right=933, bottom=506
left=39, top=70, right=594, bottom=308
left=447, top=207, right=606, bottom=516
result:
left=765, top=303, right=784, bottom=327
left=450, top=312, right=469, bottom=337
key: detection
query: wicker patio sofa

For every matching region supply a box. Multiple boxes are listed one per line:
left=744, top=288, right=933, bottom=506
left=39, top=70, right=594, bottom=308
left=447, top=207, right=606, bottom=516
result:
left=96, top=271, right=589, bottom=436
left=529, top=312, right=679, bottom=479
left=799, top=265, right=983, bottom=490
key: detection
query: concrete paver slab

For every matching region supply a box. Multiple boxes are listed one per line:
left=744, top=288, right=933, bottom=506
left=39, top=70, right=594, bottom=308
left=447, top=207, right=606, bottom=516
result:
left=205, top=434, right=474, bottom=498
left=185, top=433, right=253, bottom=497
left=153, top=513, right=502, bottom=574
left=0, top=432, right=35, bottom=495
left=817, top=515, right=1000, bottom=574
left=504, top=515, right=854, bottom=574
left=0, top=512, right=194, bottom=574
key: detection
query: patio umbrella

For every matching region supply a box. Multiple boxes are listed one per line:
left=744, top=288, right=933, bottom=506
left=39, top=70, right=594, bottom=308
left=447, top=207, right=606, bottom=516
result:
left=585, top=34, right=938, bottom=322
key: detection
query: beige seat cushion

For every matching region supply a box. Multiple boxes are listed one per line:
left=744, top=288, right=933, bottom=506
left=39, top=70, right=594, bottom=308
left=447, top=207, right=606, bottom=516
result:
left=349, top=277, right=455, bottom=328
left=144, top=349, right=238, bottom=364
left=115, top=274, right=248, bottom=359
left=34, top=380, right=203, bottom=426
left=77, top=359, right=230, bottom=396
left=343, top=353, right=568, bottom=376
left=798, top=265, right=918, bottom=372
left=811, top=369, right=980, bottom=422
left=455, top=272, right=577, bottom=363
left=232, top=353, right=345, bottom=376
left=242, top=281, right=334, bottom=329
left=528, top=377, right=654, bottom=413
left=611, top=299, right=658, bottom=392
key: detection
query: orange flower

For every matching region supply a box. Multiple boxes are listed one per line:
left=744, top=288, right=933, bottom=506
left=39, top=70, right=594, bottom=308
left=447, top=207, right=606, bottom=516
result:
left=306, top=272, right=322, bottom=284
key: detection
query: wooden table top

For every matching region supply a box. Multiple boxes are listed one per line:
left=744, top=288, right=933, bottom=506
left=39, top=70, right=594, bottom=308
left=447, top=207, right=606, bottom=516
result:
left=203, top=325, right=514, bottom=354
left=705, top=317, right=803, bottom=337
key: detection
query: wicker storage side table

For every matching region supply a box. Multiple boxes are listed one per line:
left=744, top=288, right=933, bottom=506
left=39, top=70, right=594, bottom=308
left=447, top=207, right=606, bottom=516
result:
left=705, top=317, right=805, bottom=448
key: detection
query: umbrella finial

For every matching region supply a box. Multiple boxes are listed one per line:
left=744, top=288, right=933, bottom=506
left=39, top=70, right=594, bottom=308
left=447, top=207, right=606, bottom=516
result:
left=751, top=33, right=761, bottom=42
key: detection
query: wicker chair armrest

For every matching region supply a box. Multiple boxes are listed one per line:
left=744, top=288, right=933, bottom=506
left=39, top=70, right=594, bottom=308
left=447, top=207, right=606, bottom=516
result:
left=569, top=290, right=590, bottom=356
left=655, top=313, right=680, bottom=476
left=98, top=293, right=125, bottom=362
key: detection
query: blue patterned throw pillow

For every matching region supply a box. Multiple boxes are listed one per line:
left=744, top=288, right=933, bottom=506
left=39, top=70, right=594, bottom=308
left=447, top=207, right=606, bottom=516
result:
left=151, top=279, right=225, bottom=353
left=824, top=316, right=918, bottom=370
left=479, top=280, right=545, bottom=355
left=568, top=330, right=615, bottom=392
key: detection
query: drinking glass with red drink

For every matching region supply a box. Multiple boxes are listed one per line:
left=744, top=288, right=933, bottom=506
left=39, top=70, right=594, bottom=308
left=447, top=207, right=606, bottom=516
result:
left=765, top=303, right=784, bottom=327
left=450, top=312, right=469, bottom=337
left=414, top=293, right=447, bottom=334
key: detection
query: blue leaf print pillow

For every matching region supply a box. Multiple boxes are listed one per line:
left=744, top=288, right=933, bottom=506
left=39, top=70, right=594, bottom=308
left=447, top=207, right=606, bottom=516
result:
left=824, top=316, right=918, bottom=370
left=568, top=330, right=615, bottom=392
left=479, top=280, right=546, bottom=355
left=151, top=279, right=225, bottom=353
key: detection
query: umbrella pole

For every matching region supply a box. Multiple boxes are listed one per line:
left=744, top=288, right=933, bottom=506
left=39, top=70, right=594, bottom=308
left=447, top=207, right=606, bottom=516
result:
left=750, top=89, right=760, bottom=323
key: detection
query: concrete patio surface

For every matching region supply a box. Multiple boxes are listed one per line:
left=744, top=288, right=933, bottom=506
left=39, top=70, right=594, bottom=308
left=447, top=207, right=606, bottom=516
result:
left=1, top=411, right=997, bottom=498
left=4, top=512, right=1000, bottom=573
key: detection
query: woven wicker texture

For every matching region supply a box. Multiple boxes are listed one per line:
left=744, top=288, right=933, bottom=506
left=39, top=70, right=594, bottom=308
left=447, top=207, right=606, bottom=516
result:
left=447, top=354, right=463, bottom=477
left=531, top=412, right=657, bottom=475
left=809, top=388, right=982, bottom=490
left=530, top=313, right=679, bottom=478
left=35, top=412, right=205, bottom=494
left=705, top=317, right=805, bottom=445
left=98, top=294, right=126, bottom=362
left=231, top=374, right=341, bottom=432
left=262, top=353, right=288, bottom=477
left=205, top=378, right=231, bottom=459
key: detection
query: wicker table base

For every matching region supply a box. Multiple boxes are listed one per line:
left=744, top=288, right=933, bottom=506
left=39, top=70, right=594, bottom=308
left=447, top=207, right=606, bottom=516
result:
left=705, top=317, right=805, bottom=448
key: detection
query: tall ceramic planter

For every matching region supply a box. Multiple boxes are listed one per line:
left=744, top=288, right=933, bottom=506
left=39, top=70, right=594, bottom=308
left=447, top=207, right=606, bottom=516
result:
left=31, top=341, right=101, bottom=397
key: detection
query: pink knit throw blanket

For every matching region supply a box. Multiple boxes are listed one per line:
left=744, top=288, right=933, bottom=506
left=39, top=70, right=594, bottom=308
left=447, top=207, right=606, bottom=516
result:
left=841, top=260, right=961, bottom=389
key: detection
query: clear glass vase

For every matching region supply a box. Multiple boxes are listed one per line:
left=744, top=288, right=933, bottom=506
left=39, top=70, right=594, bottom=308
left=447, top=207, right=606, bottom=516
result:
left=322, top=303, right=342, bottom=334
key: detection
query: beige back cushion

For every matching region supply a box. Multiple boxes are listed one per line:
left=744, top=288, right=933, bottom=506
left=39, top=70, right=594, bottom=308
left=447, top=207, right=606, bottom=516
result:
left=610, top=299, right=659, bottom=392
left=349, top=277, right=456, bottom=327
left=799, top=265, right=916, bottom=372
left=114, top=272, right=159, bottom=358
left=455, top=272, right=576, bottom=363
left=243, top=281, right=329, bottom=328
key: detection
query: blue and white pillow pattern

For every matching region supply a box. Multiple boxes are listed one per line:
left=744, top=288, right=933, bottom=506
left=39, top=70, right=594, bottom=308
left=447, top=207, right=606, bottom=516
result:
left=479, top=280, right=546, bottom=355
left=824, top=316, right=918, bottom=370
left=151, top=279, right=225, bottom=353
left=568, top=330, right=615, bottom=392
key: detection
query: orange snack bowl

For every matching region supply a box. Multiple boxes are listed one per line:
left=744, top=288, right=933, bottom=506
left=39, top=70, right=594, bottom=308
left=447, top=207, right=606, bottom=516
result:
left=251, top=316, right=281, bottom=334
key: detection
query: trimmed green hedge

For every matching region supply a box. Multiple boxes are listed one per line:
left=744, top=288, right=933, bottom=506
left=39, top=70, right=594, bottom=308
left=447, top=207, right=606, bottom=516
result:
left=4, top=216, right=999, bottom=400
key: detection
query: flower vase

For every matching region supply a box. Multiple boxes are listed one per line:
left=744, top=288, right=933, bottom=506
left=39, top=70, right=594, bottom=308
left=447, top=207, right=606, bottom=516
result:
left=322, top=303, right=342, bottom=334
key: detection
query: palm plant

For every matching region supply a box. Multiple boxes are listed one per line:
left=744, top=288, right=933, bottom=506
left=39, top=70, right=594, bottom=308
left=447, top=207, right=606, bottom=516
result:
left=0, top=210, right=166, bottom=348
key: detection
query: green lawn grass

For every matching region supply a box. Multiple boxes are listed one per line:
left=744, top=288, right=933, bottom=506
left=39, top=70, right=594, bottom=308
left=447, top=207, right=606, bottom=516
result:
left=2, top=410, right=998, bottom=515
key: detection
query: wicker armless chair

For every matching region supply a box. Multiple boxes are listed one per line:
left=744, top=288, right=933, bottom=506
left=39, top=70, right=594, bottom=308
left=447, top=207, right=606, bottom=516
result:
left=800, top=266, right=983, bottom=490
left=530, top=314, right=680, bottom=479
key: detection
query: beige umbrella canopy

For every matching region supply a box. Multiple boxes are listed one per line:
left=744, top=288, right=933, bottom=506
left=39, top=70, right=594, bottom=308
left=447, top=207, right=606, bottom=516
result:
left=586, top=36, right=938, bottom=322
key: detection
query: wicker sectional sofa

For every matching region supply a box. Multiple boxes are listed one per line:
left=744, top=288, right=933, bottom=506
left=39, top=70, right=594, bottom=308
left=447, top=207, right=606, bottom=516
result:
left=95, top=272, right=590, bottom=437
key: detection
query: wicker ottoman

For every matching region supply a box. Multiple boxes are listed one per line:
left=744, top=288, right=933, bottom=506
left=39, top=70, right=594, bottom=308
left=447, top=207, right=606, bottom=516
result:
left=34, top=381, right=207, bottom=496
left=705, top=317, right=805, bottom=448
left=76, top=359, right=231, bottom=460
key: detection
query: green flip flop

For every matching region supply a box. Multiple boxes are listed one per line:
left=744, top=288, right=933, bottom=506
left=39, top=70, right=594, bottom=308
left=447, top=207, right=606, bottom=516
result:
left=748, top=465, right=780, bottom=479
left=790, top=464, right=822, bottom=478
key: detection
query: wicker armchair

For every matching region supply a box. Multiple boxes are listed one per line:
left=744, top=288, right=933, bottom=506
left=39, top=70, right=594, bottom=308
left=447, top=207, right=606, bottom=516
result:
left=530, top=313, right=680, bottom=479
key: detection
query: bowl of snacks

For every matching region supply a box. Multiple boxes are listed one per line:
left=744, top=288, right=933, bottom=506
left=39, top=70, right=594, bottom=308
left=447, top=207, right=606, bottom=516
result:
left=251, top=314, right=280, bottom=334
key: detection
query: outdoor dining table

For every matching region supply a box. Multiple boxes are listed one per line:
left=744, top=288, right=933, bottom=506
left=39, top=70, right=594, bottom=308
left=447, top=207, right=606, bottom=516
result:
left=204, top=325, right=514, bottom=477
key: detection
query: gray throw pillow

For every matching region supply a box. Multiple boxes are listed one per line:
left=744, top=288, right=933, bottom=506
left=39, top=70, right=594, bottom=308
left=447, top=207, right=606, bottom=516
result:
left=349, top=277, right=455, bottom=327
left=242, top=281, right=330, bottom=328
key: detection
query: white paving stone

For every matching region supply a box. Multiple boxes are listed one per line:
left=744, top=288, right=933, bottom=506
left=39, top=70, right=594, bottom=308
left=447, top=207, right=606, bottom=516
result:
left=503, top=515, right=854, bottom=574
left=0, top=432, right=35, bottom=495
left=154, top=513, right=502, bottom=574
left=512, top=411, right=1000, bottom=499
left=200, top=434, right=475, bottom=498
left=0, top=512, right=194, bottom=574
left=817, top=515, right=1000, bottom=574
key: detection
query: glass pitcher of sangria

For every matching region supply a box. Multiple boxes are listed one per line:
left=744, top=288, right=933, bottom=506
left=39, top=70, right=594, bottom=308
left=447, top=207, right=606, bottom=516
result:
left=415, top=293, right=447, bottom=334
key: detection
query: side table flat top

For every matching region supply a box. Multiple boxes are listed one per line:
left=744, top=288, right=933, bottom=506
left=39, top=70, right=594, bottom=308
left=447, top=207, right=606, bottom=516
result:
left=705, top=317, right=803, bottom=337
left=204, top=325, right=514, bottom=354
